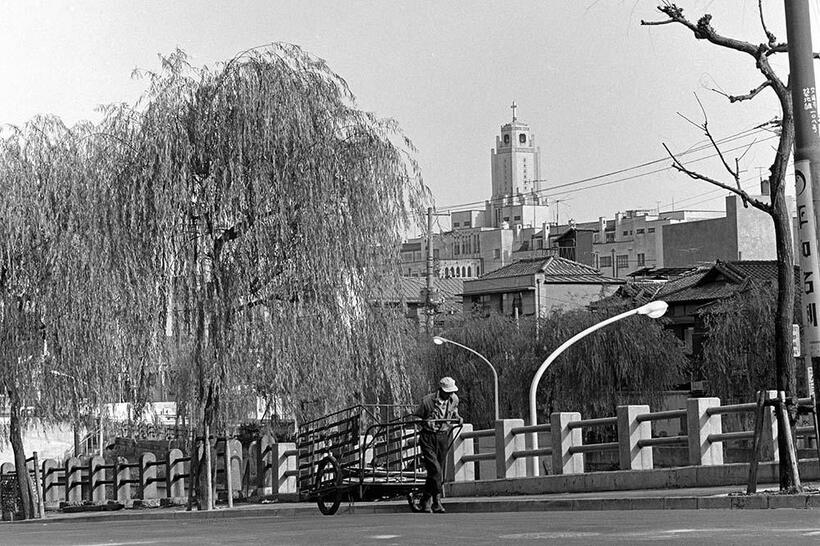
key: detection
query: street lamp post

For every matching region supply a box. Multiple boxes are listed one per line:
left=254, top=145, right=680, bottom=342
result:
left=527, top=300, right=668, bottom=474
left=432, top=336, right=500, bottom=421
left=51, top=371, right=105, bottom=457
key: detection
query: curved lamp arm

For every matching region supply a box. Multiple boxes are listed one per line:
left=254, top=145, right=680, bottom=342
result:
left=528, top=300, right=668, bottom=427
left=433, top=335, right=500, bottom=421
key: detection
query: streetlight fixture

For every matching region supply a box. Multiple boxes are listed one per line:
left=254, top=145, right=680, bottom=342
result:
left=432, top=335, right=500, bottom=421
left=527, top=300, right=668, bottom=464
left=50, top=370, right=105, bottom=457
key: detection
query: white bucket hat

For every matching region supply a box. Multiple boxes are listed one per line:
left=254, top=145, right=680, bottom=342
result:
left=439, top=376, right=458, bottom=393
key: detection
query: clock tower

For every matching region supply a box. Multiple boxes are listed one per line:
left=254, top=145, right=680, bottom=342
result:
left=487, top=102, right=548, bottom=228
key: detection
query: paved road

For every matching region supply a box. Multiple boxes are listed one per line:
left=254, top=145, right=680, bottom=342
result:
left=3, top=510, right=820, bottom=545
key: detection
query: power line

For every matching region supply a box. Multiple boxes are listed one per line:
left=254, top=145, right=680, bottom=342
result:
left=436, top=123, right=776, bottom=214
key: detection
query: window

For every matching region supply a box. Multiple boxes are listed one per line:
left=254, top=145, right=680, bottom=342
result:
left=503, top=134, right=510, bottom=144
left=636, top=228, right=645, bottom=234
left=494, top=249, right=501, bottom=259
left=464, top=220, right=471, bottom=227
left=616, top=254, right=629, bottom=269
left=514, top=215, right=521, bottom=221
left=599, top=255, right=612, bottom=268
left=637, top=253, right=645, bottom=266
left=623, top=231, right=629, bottom=236
left=605, top=232, right=615, bottom=242
left=453, top=242, right=459, bottom=256
left=519, top=133, right=526, bottom=144
left=648, top=227, right=655, bottom=233
left=453, top=222, right=460, bottom=228
left=467, top=266, right=472, bottom=277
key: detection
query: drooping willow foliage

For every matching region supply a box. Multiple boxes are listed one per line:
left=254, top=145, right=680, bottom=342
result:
left=425, top=306, right=687, bottom=430
left=699, top=283, right=792, bottom=403
left=0, top=44, right=427, bottom=511
left=108, top=45, right=427, bottom=429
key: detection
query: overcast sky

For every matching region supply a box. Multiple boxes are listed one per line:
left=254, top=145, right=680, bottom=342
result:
left=2, top=1, right=817, bottom=230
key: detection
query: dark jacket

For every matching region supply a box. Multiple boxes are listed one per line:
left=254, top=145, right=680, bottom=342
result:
left=414, top=392, right=461, bottom=432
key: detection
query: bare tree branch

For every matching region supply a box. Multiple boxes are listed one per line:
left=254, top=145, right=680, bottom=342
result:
left=662, top=143, right=770, bottom=212
left=710, top=81, right=771, bottom=103
left=758, top=0, right=777, bottom=46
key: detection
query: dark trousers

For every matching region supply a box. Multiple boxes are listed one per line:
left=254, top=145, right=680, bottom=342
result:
left=419, top=430, right=449, bottom=497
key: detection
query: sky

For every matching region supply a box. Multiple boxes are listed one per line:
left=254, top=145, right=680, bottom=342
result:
left=2, top=1, right=818, bottom=233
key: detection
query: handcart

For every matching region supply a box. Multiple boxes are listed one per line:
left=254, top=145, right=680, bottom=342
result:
left=296, top=404, right=461, bottom=515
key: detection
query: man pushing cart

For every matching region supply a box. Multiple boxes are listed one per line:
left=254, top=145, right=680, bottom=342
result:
left=412, top=376, right=463, bottom=513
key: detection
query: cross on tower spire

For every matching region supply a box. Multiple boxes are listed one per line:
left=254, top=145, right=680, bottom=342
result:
left=511, top=101, right=518, bottom=121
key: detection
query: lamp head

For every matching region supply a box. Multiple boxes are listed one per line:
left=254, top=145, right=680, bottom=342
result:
left=637, top=300, right=668, bottom=319
left=432, top=336, right=445, bottom=345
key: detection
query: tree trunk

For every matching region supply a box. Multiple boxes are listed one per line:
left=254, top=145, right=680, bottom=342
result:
left=772, top=183, right=801, bottom=491
left=8, top=388, right=33, bottom=520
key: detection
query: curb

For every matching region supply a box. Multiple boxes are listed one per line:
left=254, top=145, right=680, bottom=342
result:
left=15, top=493, right=820, bottom=524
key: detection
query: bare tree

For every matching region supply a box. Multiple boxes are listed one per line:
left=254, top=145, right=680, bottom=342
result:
left=642, top=2, right=801, bottom=490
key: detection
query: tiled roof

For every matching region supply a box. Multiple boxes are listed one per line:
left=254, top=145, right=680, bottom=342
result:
left=654, top=260, right=781, bottom=303
left=398, top=277, right=463, bottom=304
left=477, top=256, right=623, bottom=285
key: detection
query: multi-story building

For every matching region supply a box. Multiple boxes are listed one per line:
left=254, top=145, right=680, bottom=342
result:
left=590, top=185, right=796, bottom=279
left=401, top=104, right=551, bottom=280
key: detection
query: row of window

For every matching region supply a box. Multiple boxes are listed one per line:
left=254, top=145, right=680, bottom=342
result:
left=621, top=227, right=656, bottom=236
left=599, top=253, right=646, bottom=269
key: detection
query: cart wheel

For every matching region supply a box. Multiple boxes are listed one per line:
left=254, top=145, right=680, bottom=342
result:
left=407, top=491, right=424, bottom=513
left=315, top=457, right=342, bottom=516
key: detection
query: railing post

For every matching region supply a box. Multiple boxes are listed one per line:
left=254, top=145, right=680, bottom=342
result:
left=167, top=448, right=186, bottom=498
left=448, top=424, right=475, bottom=482
left=31, top=452, right=45, bottom=518
left=65, top=456, right=83, bottom=503
left=616, top=405, right=653, bottom=470
left=495, top=419, right=525, bottom=479
left=90, top=455, right=107, bottom=503
left=42, top=458, right=61, bottom=506
left=223, top=441, right=234, bottom=508
left=273, top=442, right=297, bottom=495
left=257, top=434, right=274, bottom=496
left=760, top=390, right=780, bottom=462
left=115, top=460, right=131, bottom=503
left=687, top=397, right=723, bottom=466
left=550, top=412, right=583, bottom=474
left=139, top=453, right=157, bottom=500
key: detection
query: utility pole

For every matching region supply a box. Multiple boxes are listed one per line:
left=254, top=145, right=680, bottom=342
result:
left=784, top=1, right=820, bottom=402
left=425, top=207, right=434, bottom=334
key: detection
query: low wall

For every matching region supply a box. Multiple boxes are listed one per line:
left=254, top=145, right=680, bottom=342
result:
left=447, top=459, right=820, bottom=497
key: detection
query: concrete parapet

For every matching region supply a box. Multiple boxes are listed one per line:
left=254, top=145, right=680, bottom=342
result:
left=65, top=456, right=83, bottom=503
left=273, top=442, right=297, bottom=495
left=551, top=412, right=583, bottom=475
left=617, top=405, right=652, bottom=470
left=450, top=424, right=475, bottom=482
left=495, top=419, right=525, bottom=479
left=139, top=453, right=157, bottom=500
left=687, top=398, right=723, bottom=466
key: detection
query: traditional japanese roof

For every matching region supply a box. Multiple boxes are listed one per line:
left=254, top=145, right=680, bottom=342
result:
left=476, top=256, right=623, bottom=285
left=397, top=277, right=463, bottom=305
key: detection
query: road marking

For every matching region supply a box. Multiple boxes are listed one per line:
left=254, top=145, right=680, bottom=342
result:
left=77, top=542, right=160, bottom=546
left=369, top=535, right=401, bottom=539
left=499, top=532, right=601, bottom=540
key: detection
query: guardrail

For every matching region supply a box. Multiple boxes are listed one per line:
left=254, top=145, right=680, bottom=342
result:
left=446, top=391, right=818, bottom=481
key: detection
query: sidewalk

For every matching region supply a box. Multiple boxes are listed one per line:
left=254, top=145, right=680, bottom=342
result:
left=15, top=483, right=820, bottom=525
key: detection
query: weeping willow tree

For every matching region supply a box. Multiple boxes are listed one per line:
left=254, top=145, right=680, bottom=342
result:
left=699, top=282, right=796, bottom=403
left=106, top=44, right=425, bottom=507
left=0, top=116, right=154, bottom=518
left=426, top=305, right=687, bottom=430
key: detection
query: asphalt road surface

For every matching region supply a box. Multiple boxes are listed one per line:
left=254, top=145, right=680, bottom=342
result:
left=2, top=510, right=820, bottom=545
